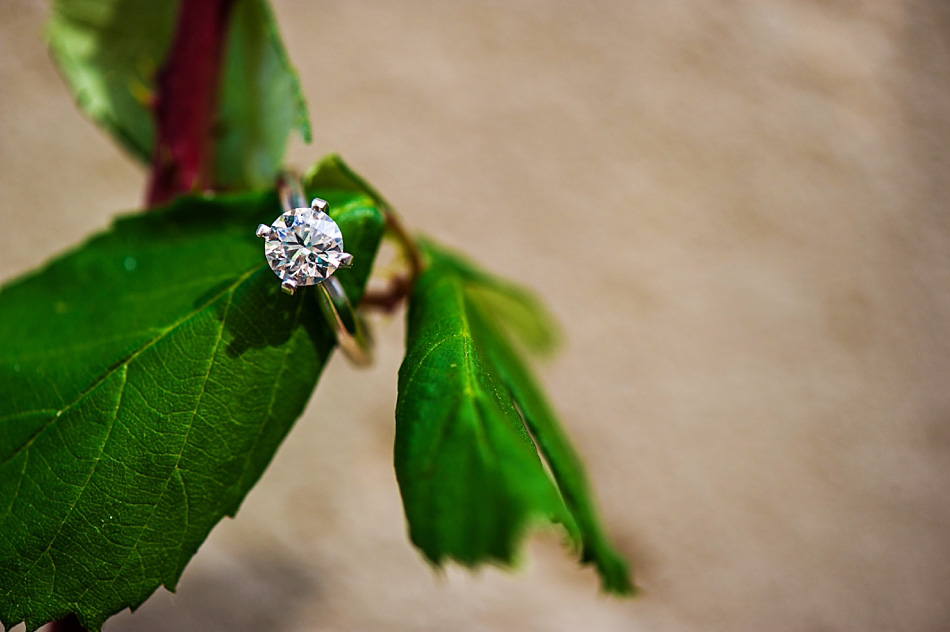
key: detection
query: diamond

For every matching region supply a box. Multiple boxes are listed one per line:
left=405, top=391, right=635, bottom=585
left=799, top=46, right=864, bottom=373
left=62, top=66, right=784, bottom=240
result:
left=259, top=203, right=352, bottom=293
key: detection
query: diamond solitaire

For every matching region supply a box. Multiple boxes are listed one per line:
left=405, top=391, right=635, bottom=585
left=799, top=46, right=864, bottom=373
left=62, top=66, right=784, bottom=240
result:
left=256, top=198, right=354, bottom=295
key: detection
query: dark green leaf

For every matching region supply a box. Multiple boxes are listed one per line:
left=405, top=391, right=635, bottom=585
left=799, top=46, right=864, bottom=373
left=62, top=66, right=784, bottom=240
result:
left=395, top=242, right=634, bottom=595
left=46, top=0, right=311, bottom=188
left=0, top=169, right=384, bottom=630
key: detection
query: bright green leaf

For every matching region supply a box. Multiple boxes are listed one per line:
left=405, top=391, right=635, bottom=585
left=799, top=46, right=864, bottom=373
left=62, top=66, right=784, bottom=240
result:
left=47, top=0, right=175, bottom=159
left=303, top=153, right=392, bottom=210
left=214, top=0, right=313, bottom=189
left=395, top=242, right=634, bottom=595
left=46, top=0, right=311, bottom=189
left=0, top=172, right=384, bottom=630
left=421, top=240, right=560, bottom=355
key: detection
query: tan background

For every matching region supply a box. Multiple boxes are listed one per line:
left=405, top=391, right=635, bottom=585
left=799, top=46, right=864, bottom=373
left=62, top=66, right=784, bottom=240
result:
left=2, top=0, right=950, bottom=630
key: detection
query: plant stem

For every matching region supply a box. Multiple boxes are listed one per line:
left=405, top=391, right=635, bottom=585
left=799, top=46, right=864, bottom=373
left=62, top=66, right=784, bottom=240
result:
left=361, top=210, right=424, bottom=312
left=49, top=614, right=85, bottom=632
left=146, top=0, right=237, bottom=206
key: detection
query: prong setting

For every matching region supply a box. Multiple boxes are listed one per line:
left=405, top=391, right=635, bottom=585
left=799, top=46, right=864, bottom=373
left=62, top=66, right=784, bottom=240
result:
left=260, top=195, right=347, bottom=291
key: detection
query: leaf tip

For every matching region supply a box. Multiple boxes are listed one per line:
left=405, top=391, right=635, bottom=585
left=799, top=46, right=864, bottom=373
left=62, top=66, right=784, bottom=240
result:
left=582, top=541, right=636, bottom=597
left=298, top=117, right=313, bottom=144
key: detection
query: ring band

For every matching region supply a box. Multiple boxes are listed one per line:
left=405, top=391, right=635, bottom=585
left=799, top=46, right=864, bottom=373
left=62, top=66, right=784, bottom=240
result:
left=258, top=173, right=374, bottom=366
left=315, top=276, right=373, bottom=366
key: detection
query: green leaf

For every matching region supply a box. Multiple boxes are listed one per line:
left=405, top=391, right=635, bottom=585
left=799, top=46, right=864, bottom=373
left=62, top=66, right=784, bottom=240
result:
left=47, top=0, right=176, bottom=159
left=214, top=0, right=313, bottom=189
left=395, top=242, right=634, bottom=595
left=421, top=241, right=560, bottom=355
left=303, top=153, right=392, bottom=211
left=0, top=170, right=384, bottom=630
left=46, top=0, right=311, bottom=188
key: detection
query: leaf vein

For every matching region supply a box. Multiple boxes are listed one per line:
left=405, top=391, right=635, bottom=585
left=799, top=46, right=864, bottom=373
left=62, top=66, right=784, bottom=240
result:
left=106, top=280, right=240, bottom=590
left=2, top=364, right=128, bottom=599
left=0, top=266, right=261, bottom=466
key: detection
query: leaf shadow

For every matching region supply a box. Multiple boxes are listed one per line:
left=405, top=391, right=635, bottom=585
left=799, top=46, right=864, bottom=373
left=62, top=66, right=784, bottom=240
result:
left=193, top=269, right=336, bottom=360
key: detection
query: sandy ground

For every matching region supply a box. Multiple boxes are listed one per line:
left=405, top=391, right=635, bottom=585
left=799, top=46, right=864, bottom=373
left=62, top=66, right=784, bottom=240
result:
left=2, top=1, right=950, bottom=630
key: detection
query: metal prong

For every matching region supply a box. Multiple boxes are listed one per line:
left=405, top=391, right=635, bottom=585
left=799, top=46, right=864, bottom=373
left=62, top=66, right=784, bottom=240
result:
left=311, top=198, right=329, bottom=212
left=339, top=252, right=354, bottom=268
left=256, top=224, right=271, bottom=238
left=279, top=174, right=307, bottom=210
left=281, top=279, right=297, bottom=295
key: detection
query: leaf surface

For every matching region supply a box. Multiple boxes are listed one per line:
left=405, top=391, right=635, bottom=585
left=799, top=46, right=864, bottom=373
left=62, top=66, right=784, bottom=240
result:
left=47, top=0, right=175, bottom=159
left=395, top=242, right=634, bottom=595
left=0, top=174, right=384, bottom=630
left=46, top=0, right=311, bottom=188
left=303, top=154, right=392, bottom=210
left=214, top=0, right=312, bottom=189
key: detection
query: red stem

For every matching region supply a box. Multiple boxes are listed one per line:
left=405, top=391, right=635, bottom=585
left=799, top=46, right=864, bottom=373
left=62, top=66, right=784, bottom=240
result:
left=49, top=614, right=85, bottom=632
left=146, top=0, right=237, bottom=206
left=360, top=211, right=424, bottom=313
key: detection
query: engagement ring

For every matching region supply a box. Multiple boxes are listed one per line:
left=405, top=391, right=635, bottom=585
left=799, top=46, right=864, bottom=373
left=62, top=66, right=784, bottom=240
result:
left=256, top=175, right=373, bottom=365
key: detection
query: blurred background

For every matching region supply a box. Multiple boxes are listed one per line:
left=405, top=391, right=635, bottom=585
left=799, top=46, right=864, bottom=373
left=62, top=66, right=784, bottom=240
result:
left=3, top=0, right=950, bottom=630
